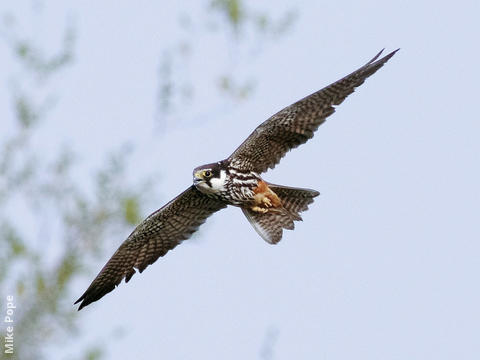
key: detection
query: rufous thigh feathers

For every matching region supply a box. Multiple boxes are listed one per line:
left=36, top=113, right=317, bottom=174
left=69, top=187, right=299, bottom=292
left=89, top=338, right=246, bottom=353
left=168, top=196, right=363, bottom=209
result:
left=251, top=181, right=282, bottom=213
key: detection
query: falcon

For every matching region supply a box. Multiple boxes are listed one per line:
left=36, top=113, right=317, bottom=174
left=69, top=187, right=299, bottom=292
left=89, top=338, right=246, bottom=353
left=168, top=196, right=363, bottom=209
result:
left=75, top=49, right=398, bottom=310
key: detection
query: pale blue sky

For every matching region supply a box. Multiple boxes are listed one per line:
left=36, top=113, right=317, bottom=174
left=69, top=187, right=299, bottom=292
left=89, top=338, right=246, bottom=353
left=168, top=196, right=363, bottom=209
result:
left=1, top=1, right=479, bottom=359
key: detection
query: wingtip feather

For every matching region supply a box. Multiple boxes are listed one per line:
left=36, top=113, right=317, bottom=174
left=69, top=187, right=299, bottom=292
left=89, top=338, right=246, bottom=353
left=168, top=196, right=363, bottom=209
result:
left=369, top=48, right=385, bottom=63
left=368, top=48, right=399, bottom=66
left=75, top=297, right=86, bottom=311
left=74, top=291, right=93, bottom=310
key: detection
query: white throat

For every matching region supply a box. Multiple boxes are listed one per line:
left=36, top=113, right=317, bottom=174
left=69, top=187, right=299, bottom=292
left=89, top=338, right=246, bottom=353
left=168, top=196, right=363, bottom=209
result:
left=196, top=169, right=227, bottom=194
left=209, top=169, right=227, bottom=192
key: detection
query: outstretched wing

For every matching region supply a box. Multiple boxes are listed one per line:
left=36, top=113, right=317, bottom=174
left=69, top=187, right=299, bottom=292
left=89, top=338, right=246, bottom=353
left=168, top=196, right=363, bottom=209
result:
left=228, top=49, right=398, bottom=174
left=75, top=186, right=226, bottom=310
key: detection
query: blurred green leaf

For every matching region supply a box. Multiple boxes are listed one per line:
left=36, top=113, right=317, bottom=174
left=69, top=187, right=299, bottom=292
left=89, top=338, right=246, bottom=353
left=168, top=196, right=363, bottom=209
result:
left=16, top=41, right=30, bottom=58
left=16, top=280, right=25, bottom=296
left=218, top=75, right=254, bottom=100
left=211, top=0, right=244, bottom=28
left=15, top=94, right=38, bottom=128
left=123, top=196, right=141, bottom=225
left=36, top=272, right=46, bottom=294
left=56, top=255, right=78, bottom=290
left=85, top=347, right=103, bottom=360
left=2, top=223, right=27, bottom=256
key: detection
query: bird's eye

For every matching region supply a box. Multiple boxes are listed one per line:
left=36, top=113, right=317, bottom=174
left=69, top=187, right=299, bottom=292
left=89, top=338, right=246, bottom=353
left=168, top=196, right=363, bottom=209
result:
left=204, top=170, right=212, bottom=177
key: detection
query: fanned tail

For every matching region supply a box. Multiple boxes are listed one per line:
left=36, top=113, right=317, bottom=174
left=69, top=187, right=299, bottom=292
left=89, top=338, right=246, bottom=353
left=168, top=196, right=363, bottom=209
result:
left=242, top=184, right=319, bottom=244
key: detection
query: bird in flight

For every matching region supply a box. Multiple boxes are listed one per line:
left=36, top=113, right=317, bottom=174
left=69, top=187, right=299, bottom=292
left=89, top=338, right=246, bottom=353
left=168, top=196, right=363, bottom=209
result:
left=75, top=49, right=398, bottom=310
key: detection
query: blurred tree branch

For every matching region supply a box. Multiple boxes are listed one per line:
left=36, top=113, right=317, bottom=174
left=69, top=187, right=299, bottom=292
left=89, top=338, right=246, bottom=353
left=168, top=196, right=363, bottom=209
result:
left=0, top=6, right=149, bottom=360
left=155, top=1, right=296, bottom=126
left=0, top=1, right=292, bottom=359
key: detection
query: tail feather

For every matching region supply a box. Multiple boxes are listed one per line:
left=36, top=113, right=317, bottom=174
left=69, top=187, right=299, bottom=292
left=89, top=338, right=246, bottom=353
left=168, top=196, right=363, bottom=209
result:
left=242, top=184, right=319, bottom=244
left=269, top=184, right=319, bottom=219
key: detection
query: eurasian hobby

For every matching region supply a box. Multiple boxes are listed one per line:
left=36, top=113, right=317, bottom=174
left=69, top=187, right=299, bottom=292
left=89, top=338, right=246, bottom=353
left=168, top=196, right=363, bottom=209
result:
left=75, top=49, right=398, bottom=310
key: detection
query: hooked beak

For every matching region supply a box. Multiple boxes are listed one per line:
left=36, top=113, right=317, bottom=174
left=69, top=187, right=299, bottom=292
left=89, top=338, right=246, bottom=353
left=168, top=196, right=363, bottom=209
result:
left=193, top=171, right=203, bottom=184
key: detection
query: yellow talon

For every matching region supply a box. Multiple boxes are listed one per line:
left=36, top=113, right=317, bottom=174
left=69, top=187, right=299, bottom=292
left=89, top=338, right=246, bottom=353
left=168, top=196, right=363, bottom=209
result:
left=263, top=197, right=272, bottom=207
left=251, top=206, right=268, bottom=213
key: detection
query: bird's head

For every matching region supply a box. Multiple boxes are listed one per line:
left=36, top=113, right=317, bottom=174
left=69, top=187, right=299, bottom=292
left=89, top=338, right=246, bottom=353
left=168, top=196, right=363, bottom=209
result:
left=193, top=162, right=227, bottom=194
